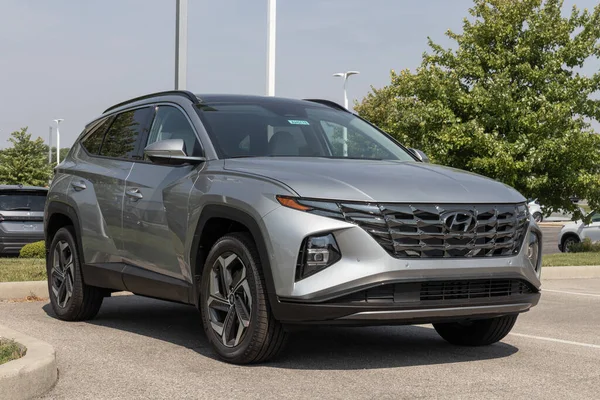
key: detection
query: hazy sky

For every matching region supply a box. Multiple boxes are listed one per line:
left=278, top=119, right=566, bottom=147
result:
left=0, top=0, right=597, bottom=148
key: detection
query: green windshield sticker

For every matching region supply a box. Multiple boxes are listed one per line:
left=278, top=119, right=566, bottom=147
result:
left=288, top=119, right=310, bottom=125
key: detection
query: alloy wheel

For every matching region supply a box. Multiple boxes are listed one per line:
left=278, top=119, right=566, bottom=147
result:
left=564, top=238, right=577, bottom=252
left=51, top=240, right=75, bottom=308
left=206, top=252, right=253, bottom=348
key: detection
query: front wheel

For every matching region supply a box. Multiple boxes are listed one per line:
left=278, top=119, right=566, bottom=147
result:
left=532, top=212, right=543, bottom=223
left=433, top=315, right=518, bottom=346
left=561, top=236, right=579, bottom=253
left=199, top=232, right=287, bottom=364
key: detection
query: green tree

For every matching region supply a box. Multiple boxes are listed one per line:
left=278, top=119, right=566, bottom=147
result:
left=355, top=0, right=600, bottom=218
left=0, top=128, right=53, bottom=186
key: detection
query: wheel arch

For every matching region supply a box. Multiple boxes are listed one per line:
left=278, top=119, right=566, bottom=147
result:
left=190, top=205, right=278, bottom=312
left=560, top=232, right=580, bottom=251
left=45, top=201, right=85, bottom=267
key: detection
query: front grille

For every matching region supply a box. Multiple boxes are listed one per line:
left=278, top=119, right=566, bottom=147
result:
left=337, top=202, right=529, bottom=258
left=326, top=279, right=534, bottom=304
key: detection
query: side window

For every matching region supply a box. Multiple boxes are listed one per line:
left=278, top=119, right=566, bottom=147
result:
left=320, top=120, right=392, bottom=159
left=100, top=107, right=153, bottom=159
left=146, top=106, right=201, bottom=156
left=81, top=117, right=111, bottom=155
left=591, top=213, right=600, bottom=223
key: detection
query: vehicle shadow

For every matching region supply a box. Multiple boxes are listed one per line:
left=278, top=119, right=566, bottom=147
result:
left=42, top=295, right=518, bottom=370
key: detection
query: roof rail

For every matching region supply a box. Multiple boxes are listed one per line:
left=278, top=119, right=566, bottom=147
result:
left=303, top=99, right=349, bottom=112
left=103, top=90, right=198, bottom=114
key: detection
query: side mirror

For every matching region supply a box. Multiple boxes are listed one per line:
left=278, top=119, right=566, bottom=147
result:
left=144, top=139, right=205, bottom=165
left=409, top=148, right=430, bottom=163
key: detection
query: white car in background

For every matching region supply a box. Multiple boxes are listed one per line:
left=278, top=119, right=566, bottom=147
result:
left=558, top=212, right=600, bottom=252
left=527, top=199, right=543, bottom=223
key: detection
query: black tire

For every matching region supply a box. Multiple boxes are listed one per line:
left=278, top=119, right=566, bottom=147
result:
left=532, top=212, right=543, bottom=223
left=47, top=226, right=104, bottom=321
left=199, top=232, right=287, bottom=364
left=561, top=235, right=579, bottom=253
left=433, top=315, right=518, bottom=346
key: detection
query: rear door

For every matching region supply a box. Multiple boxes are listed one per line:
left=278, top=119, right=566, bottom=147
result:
left=67, top=107, right=153, bottom=264
left=121, top=104, right=203, bottom=301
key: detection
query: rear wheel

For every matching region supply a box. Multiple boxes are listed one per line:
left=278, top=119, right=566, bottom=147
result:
left=47, top=227, right=104, bottom=321
left=433, top=315, right=518, bottom=346
left=561, top=235, right=579, bottom=253
left=199, top=232, right=287, bottom=364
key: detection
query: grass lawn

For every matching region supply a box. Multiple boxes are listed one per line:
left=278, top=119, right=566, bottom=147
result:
left=0, top=258, right=46, bottom=282
left=0, top=339, right=26, bottom=365
left=543, top=252, right=600, bottom=267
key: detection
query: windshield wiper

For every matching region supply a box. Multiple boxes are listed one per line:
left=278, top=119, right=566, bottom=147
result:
left=8, top=207, right=31, bottom=211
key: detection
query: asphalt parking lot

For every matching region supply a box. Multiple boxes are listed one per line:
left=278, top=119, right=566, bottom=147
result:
left=541, top=225, right=561, bottom=255
left=1, top=278, right=599, bottom=400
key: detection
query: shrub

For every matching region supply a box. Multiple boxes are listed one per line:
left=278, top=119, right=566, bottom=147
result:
left=569, top=238, right=600, bottom=253
left=19, top=241, right=46, bottom=258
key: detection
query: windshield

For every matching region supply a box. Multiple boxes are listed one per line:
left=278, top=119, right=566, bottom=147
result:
left=196, top=102, right=415, bottom=161
left=0, top=191, right=47, bottom=212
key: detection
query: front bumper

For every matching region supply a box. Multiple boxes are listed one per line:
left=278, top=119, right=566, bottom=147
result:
left=261, top=205, right=542, bottom=324
left=273, top=293, right=540, bottom=324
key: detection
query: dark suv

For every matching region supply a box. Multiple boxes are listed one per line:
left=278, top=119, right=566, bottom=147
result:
left=45, top=91, right=542, bottom=364
left=0, top=185, right=47, bottom=255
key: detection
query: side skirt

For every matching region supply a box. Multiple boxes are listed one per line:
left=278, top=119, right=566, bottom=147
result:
left=82, top=263, right=192, bottom=304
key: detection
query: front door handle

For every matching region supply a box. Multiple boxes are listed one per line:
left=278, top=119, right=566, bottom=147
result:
left=126, top=188, right=143, bottom=200
left=71, top=181, right=87, bottom=191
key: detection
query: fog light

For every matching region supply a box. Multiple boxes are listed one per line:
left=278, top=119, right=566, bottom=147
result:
left=527, top=232, right=540, bottom=273
left=295, top=233, right=341, bottom=281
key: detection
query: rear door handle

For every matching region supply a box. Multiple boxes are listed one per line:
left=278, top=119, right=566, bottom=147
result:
left=126, top=188, right=143, bottom=200
left=71, top=181, right=87, bottom=191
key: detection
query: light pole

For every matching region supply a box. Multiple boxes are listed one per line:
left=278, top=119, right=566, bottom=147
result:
left=53, top=119, right=63, bottom=165
left=333, top=71, right=359, bottom=156
left=266, top=0, right=276, bottom=96
left=175, top=0, right=188, bottom=90
left=48, top=126, right=52, bottom=163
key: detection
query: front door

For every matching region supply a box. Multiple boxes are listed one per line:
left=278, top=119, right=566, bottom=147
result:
left=582, top=213, right=600, bottom=243
left=121, top=105, right=204, bottom=300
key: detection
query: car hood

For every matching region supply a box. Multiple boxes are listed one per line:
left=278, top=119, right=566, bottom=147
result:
left=223, top=158, right=526, bottom=203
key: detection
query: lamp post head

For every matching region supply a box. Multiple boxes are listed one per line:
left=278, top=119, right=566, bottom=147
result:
left=333, top=71, right=360, bottom=79
left=53, top=119, right=64, bottom=125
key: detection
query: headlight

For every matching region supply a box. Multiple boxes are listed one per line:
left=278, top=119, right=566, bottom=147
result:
left=527, top=231, right=541, bottom=273
left=276, top=196, right=346, bottom=220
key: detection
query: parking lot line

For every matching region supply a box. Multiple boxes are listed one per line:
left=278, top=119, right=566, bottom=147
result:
left=543, top=289, right=600, bottom=298
left=510, top=333, right=600, bottom=349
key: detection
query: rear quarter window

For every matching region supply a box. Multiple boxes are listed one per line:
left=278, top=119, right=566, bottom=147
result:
left=81, top=117, right=112, bottom=155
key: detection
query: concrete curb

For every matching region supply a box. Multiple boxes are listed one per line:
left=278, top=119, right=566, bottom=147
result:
left=0, top=281, right=48, bottom=301
left=0, top=325, right=57, bottom=400
left=542, top=265, right=600, bottom=280
left=0, top=281, right=132, bottom=301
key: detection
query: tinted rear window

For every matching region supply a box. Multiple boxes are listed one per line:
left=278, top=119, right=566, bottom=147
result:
left=0, top=191, right=47, bottom=212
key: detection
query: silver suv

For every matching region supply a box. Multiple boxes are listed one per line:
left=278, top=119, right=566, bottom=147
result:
left=45, top=91, right=542, bottom=364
